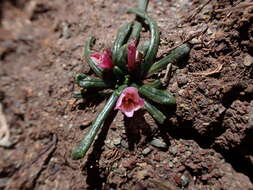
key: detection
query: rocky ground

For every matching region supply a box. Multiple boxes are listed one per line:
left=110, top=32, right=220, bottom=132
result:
left=0, top=0, right=253, bottom=189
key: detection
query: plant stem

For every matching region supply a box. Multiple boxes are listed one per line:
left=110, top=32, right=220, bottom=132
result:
left=127, top=8, right=160, bottom=78
left=148, top=43, right=190, bottom=76
left=138, top=0, right=149, bottom=11
left=129, top=21, right=142, bottom=44
left=83, top=37, right=103, bottom=78
left=144, top=100, right=166, bottom=124
left=112, top=22, right=133, bottom=66
left=78, top=76, right=114, bottom=89
left=146, top=80, right=162, bottom=88
left=71, top=85, right=127, bottom=160
left=139, top=85, right=176, bottom=105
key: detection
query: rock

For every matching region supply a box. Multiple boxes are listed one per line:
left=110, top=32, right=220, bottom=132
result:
left=219, top=163, right=253, bottom=190
left=82, top=119, right=92, bottom=127
left=142, top=147, right=152, bottom=155
left=181, top=174, right=190, bottom=187
left=0, top=177, right=9, bottom=189
left=62, top=22, right=71, bottom=39
left=168, top=161, right=174, bottom=168
left=121, top=157, right=137, bottom=169
left=178, top=89, right=185, bottom=96
left=173, top=174, right=181, bottom=185
left=249, top=102, right=253, bottom=129
left=150, top=138, right=167, bottom=149
left=177, top=75, right=188, bottom=87
left=120, top=139, right=129, bottom=149
left=169, top=146, right=178, bottom=155
left=172, top=157, right=178, bottom=164
left=243, top=54, right=253, bottom=67
left=134, top=182, right=146, bottom=190
left=245, top=85, right=253, bottom=95
left=214, top=100, right=251, bottom=150
left=207, top=28, right=213, bottom=35
left=136, top=170, right=149, bottom=180
left=190, top=38, right=201, bottom=44
left=113, top=138, right=121, bottom=146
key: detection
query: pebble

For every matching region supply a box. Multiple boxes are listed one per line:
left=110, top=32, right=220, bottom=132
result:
left=244, top=54, right=253, bottom=66
left=249, top=103, right=253, bottom=129
left=142, top=147, right=152, bottom=155
left=190, top=38, right=201, bottom=44
left=218, top=106, right=226, bottom=114
left=172, top=157, right=178, bottom=164
left=82, top=119, right=92, bottom=127
left=68, top=124, right=73, bottom=129
left=185, top=151, right=192, bottom=157
left=104, top=139, right=113, bottom=148
left=245, top=85, right=253, bottom=95
left=177, top=75, right=188, bottom=87
left=150, top=138, right=167, bottom=148
left=169, top=146, right=178, bottom=155
left=207, top=28, right=213, bottom=35
left=136, top=170, right=149, bottom=180
left=168, top=161, right=174, bottom=168
left=120, top=139, right=129, bottom=149
left=178, top=89, right=185, bottom=96
left=113, top=138, right=121, bottom=146
left=62, top=22, right=71, bottom=39
left=0, top=177, right=9, bottom=189
left=181, top=174, right=190, bottom=187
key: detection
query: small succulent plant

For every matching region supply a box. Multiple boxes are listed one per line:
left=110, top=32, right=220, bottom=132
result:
left=72, top=0, right=190, bottom=160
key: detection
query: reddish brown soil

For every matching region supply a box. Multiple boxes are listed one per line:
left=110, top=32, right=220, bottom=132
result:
left=0, top=0, right=253, bottom=189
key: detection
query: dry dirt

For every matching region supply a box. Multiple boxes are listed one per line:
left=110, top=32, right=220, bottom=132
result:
left=0, top=0, right=253, bottom=189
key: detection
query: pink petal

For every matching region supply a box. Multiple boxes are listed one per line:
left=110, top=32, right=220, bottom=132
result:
left=124, top=87, right=138, bottom=94
left=90, top=53, right=101, bottom=59
left=90, top=50, right=113, bottom=69
left=90, top=53, right=102, bottom=64
left=115, top=87, right=144, bottom=117
left=124, top=110, right=134, bottom=117
left=139, top=98, right=144, bottom=107
left=135, top=99, right=144, bottom=110
left=127, top=39, right=137, bottom=71
left=98, top=49, right=114, bottom=69
left=115, top=92, right=124, bottom=110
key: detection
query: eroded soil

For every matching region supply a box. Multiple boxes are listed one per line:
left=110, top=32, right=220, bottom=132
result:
left=0, top=0, right=253, bottom=189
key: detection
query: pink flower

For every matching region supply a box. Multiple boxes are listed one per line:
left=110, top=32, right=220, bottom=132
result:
left=127, top=39, right=138, bottom=72
left=91, top=49, right=114, bottom=69
left=115, top=87, right=144, bottom=117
